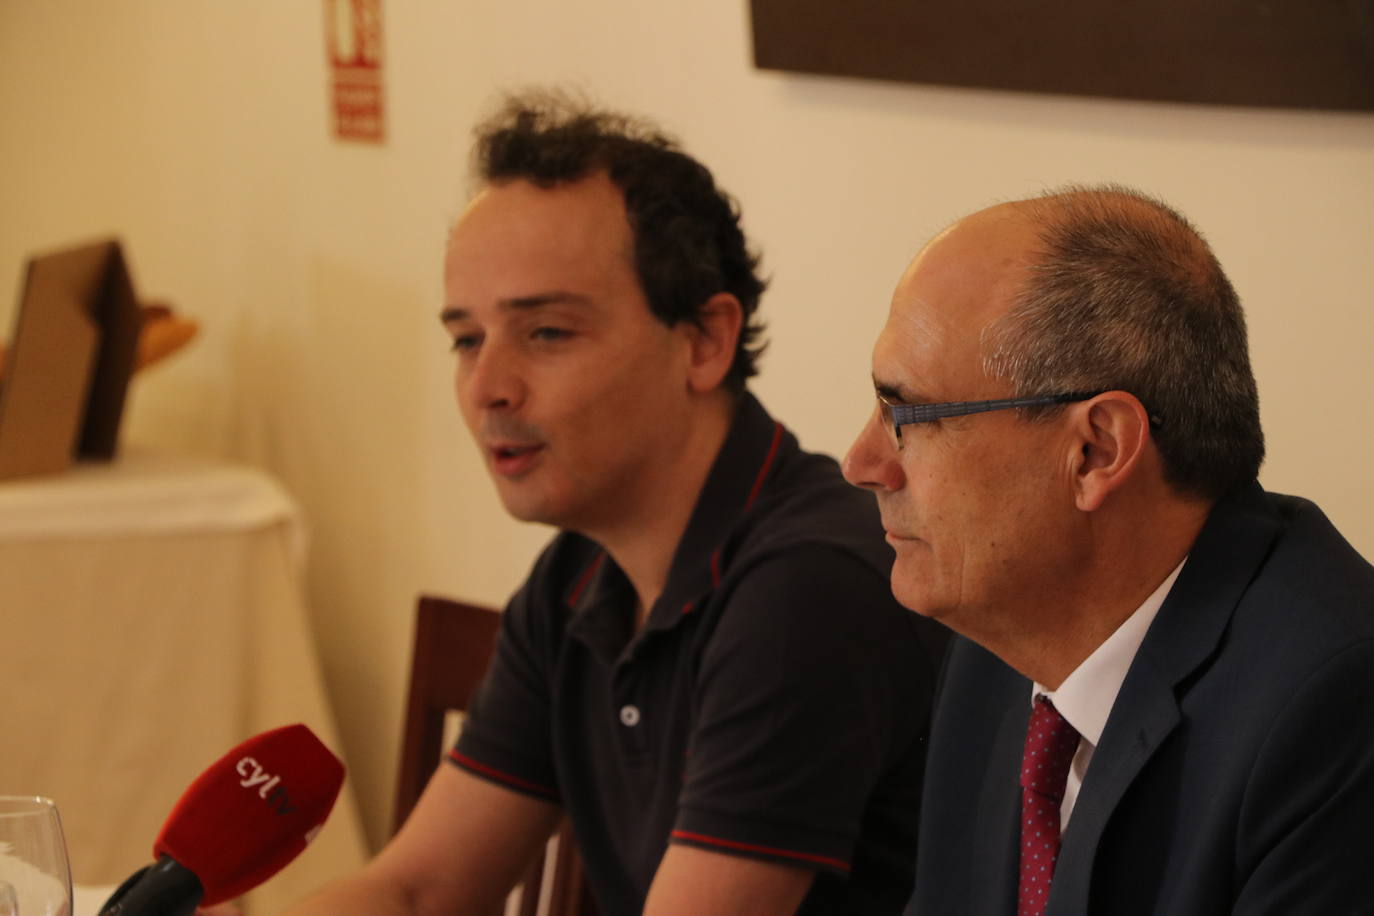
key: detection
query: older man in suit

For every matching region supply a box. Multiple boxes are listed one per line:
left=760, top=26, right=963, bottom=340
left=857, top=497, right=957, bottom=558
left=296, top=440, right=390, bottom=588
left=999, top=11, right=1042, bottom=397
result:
left=844, top=185, right=1374, bottom=914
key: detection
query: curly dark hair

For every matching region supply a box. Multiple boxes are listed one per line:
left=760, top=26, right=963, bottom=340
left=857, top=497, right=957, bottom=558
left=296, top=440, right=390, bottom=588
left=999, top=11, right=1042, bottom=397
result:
left=470, top=89, right=768, bottom=393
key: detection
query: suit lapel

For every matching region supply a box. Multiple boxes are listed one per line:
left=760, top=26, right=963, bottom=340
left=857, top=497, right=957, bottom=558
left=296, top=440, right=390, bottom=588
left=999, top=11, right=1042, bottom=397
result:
left=968, top=694, right=1029, bottom=914
left=1048, top=658, right=1180, bottom=913
left=1047, top=484, right=1281, bottom=914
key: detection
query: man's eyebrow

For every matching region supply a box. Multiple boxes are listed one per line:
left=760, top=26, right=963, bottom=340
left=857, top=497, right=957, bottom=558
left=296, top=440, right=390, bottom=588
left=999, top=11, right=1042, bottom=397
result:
left=873, top=378, right=928, bottom=405
left=439, top=291, right=593, bottom=324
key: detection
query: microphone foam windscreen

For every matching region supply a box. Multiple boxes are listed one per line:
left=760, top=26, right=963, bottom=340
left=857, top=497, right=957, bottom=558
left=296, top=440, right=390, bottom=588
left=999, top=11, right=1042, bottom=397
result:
left=153, top=723, right=345, bottom=905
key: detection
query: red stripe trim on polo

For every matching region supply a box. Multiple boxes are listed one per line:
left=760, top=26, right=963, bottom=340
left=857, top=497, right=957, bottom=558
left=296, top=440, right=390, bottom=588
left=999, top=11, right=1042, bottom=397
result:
left=670, top=829, right=851, bottom=872
left=706, top=422, right=783, bottom=589
left=744, top=421, right=784, bottom=510
left=448, top=750, right=559, bottom=799
left=565, top=551, right=606, bottom=608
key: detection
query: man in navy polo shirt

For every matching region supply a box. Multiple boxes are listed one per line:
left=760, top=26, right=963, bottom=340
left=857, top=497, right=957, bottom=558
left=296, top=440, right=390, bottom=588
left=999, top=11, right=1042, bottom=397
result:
left=287, top=91, right=945, bottom=916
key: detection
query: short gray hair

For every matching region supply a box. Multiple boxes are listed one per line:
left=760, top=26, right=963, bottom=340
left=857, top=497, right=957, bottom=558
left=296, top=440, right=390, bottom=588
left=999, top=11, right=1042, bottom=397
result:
left=982, top=184, right=1264, bottom=500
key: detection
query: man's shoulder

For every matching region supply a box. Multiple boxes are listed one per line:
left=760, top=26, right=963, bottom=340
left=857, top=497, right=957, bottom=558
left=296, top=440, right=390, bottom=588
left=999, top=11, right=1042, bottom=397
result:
left=508, top=530, right=605, bottom=618
left=1139, top=485, right=1374, bottom=723
left=1223, top=487, right=1374, bottom=644
left=729, top=440, right=891, bottom=573
left=711, top=428, right=951, bottom=651
left=1262, top=490, right=1374, bottom=584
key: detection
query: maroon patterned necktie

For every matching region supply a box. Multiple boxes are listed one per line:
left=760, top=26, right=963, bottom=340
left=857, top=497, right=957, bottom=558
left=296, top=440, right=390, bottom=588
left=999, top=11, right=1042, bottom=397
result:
left=1018, top=695, right=1081, bottom=916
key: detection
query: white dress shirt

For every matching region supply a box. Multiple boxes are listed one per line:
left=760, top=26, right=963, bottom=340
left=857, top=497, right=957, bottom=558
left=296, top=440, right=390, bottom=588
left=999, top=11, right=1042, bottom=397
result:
left=1032, top=559, right=1186, bottom=831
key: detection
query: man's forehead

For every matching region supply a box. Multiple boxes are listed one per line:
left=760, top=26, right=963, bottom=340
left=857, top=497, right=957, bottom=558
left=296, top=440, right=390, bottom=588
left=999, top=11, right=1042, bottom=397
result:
left=443, top=172, right=639, bottom=304
left=896, top=209, right=1037, bottom=317
left=883, top=291, right=957, bottom=349
left=872, top=295, right=969, bottom=399
left=873, top=206, right=1037, bottom=395
left=451, top=175, right=627, bottom=245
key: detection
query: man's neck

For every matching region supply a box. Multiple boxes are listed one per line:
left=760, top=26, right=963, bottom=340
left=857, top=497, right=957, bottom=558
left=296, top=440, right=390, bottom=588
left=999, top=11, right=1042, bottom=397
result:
left=588, top=392, right=737, bottom=627
left=997, top=491, right=1213, bottom=690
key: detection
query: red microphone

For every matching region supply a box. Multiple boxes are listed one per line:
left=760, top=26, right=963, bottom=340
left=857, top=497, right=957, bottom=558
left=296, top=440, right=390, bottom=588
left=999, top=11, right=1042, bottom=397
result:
left=99, top=723, right=345, bottom=915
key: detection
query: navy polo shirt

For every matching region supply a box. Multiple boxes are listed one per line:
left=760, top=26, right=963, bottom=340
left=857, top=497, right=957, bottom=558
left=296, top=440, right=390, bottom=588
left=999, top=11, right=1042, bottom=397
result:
left=451, top=393, right=946, bottom=914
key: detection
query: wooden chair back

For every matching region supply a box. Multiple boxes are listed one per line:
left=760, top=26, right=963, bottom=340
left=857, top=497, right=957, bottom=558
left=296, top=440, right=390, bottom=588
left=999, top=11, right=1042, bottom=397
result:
left=393, top=594, right=597, bottom=916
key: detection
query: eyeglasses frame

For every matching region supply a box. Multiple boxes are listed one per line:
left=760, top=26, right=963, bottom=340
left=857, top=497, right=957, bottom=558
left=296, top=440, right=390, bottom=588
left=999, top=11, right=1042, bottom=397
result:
left=878, top=391, right=1111, bottom=447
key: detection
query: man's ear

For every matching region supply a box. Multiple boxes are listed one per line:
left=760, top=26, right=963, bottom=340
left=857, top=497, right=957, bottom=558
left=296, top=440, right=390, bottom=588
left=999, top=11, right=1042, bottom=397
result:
left=685, top=292, right=743, bottom=394
left=1071, top=391, right=1152, bottom=512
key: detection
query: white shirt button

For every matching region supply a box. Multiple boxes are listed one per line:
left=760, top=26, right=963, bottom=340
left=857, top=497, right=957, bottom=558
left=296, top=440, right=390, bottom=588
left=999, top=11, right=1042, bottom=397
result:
left=619, top=705, right=641, bottom=727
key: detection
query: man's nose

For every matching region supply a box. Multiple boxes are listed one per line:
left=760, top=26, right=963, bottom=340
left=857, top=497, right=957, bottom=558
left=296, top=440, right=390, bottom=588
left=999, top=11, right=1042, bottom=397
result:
left=461, top=341, right=525, bottom=412
left=843, top=408, right=904, bottom=493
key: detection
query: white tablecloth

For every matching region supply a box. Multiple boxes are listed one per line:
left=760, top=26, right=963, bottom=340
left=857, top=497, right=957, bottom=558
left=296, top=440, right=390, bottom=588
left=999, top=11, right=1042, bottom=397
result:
left=73, top=883, right=117, bottom=916
left=0, top=450, right=368, bottom=914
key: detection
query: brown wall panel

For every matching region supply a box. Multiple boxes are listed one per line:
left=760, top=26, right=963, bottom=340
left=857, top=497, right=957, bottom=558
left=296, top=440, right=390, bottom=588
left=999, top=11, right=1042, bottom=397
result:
left=750, top=0, right=1374, bottom=111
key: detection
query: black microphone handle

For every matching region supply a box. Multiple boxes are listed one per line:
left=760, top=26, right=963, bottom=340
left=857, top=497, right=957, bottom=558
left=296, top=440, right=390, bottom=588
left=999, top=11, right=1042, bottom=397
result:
left=97, top=855, right=204, bottom=916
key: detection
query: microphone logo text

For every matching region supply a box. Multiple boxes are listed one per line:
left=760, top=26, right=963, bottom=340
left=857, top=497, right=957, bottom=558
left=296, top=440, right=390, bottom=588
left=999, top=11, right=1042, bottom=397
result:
left=236, top=756, right=297, bottom=815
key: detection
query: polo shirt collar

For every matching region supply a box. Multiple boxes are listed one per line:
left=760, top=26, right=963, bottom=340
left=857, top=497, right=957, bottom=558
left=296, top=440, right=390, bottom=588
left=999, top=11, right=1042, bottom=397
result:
left=566, top=391, right=787, bottom=650
left=650, top=392, right=785, bottom=626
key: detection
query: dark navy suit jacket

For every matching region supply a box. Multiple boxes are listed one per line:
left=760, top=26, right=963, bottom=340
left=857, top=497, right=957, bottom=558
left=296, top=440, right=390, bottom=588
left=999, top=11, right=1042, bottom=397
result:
left=907, top=483, right=1374, bottom=914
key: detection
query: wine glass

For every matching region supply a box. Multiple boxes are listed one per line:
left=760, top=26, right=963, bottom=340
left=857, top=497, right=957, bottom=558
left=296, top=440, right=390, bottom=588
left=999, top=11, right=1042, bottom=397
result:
left=0, top=797, right=72, bottom=916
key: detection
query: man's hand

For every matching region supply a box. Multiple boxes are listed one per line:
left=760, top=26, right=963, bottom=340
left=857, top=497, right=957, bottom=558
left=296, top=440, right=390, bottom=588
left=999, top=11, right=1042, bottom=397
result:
left=282, top=764, right=560, bottom=915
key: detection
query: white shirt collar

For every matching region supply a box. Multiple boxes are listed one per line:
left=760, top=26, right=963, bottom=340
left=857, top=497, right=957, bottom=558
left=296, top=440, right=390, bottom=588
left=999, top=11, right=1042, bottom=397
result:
left=1033, top=558, right=1186, bottom=746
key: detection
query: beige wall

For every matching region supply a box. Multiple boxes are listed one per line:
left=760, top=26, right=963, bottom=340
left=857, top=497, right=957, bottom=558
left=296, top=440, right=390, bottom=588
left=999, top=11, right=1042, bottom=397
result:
left=4, top=2, right=1372, bottom=851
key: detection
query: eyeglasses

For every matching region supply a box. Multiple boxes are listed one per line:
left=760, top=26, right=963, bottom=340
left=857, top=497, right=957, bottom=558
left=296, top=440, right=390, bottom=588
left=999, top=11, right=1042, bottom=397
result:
left=877, top=391, right=1104, bottom=449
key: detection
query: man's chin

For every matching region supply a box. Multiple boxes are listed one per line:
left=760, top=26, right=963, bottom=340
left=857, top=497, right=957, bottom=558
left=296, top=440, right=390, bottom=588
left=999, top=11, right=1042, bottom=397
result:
left=894, top=595, right=940, bottom=618
left=496, top=489, right=583, bottom=531
left=494, top=487, right=552, bottom=524
left=890, top=573, right=947, bottom=620
left=502, top=503, right=557, bottom=527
